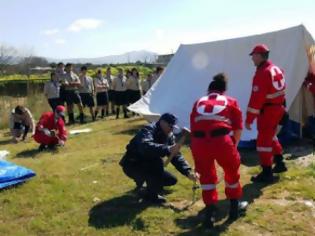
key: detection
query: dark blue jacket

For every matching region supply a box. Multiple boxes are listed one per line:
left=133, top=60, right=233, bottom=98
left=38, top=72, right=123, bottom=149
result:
left=120, top=122, right=192, bottom=176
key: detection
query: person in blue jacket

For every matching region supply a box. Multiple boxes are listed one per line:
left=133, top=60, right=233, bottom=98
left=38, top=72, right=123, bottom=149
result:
left=119, top=113, right=196, bottom=204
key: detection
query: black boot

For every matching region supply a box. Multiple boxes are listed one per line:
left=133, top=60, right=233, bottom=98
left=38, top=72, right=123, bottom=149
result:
left=116, top=107, right=120, bottom=119
left=203, top=205, right=217, bottom=229
left=79, top=113, right=85, bottom=124
left=68, top=113, right=75, bottom=125
left=251, top=166, right=275, bottom=183
left=106, top=109, right=109, bottom=116
left=47, top=143, right=57, bottom=150
left=273, top=154, right=287, bottom=173
left=38, top=144, right=47, bottom=151
left=228, top=199, right=248, bottom=221
left=101, top=109, right=105, bottom=118
left=133, top=181, right=145, bottom=197
left=123, top=107, right=129, bottom=118
left=142, top=191, right=166, bottom=205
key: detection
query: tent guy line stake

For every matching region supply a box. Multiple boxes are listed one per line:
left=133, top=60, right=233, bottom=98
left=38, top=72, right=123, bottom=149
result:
left=80, top=163, right=99, bottom=171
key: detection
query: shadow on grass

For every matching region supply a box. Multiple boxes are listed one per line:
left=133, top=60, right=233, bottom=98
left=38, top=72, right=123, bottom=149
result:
left=0, top=139, right=13, bottom=145
left=124, top=117, right=146, bottom=123
left=15, top=148, right=41, bottom=158
left=239, top=138, right=314, bottom=167
left=175, top=180, right=279, bottom=236
left=88, top=193, right=150, bottom=230
left=15, top=145, right=62, bottom=158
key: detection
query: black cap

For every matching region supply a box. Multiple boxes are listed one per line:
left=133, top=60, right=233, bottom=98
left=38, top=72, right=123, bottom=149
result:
left=159, top=113, right=178, bottom=127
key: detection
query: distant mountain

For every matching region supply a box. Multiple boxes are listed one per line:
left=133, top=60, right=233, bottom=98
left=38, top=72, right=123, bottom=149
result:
left=47, top=50, right=158, bottom=64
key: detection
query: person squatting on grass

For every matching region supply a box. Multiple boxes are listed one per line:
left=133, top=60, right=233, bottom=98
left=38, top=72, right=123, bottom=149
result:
left=33, top=105, right=67, bottom=151
left=9, top=105, right=35, bottom=143
left=190, top=74, right=248, bottom=228
left=119, top=113, right=197, bottom=204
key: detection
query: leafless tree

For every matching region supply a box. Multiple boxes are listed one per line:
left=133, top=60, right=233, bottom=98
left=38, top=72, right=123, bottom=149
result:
left=0, top=44, right=18, bottom=75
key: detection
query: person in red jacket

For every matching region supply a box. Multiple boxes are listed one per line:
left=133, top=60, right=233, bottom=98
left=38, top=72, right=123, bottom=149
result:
left=190, top=73, right=248, bottom=228
left=33, top=105, right=67, bottom=151
left=246, top=44, right=287, bottom=183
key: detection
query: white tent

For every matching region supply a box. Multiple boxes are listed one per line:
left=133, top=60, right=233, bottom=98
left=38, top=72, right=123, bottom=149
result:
left=129, top=25, right=315, bottom=141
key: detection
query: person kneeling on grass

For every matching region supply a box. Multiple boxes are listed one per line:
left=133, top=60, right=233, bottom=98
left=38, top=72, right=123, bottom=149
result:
left=33, top=105, right=67, bottom=151
left=9, top=105, right=35, bottom=143
left=119, top=113, right=197, bottom=204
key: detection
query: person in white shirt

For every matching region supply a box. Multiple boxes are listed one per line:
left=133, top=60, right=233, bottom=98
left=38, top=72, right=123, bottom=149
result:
left=112, top=68, right=128, bottom=119
left=55, top=62, right=66, bottom=105
left=9, top=105, right=35, bottom=143
left=44, top=72, right=61, bottom=111
left=61, top=63, right=84, bottom=124
left=141, top=73, right=153, bottom=95
left=151, top=66, right=164, bottom=86
left=125, top=69, right=132, bottom=107
left=79, top=66, right=95, bottom=121
left=126, top=68, right=141, bottom=116
left=93, top=69, right=109, bottom=119
left=105, top=67, right=115, bottom=116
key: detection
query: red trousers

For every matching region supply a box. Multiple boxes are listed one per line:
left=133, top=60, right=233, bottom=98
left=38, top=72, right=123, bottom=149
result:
left=256, top=106, right=285, bottom=167
left=33, top=132, right=59, bottom=145
left=191, top=135, right=242, bottom=205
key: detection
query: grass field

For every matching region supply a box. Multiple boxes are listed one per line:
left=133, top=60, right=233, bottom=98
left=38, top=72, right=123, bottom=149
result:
left=0, top=116, right=315, bottom=235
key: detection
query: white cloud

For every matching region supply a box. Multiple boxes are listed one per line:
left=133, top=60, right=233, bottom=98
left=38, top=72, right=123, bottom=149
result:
left=55, top=38, right=66, bottom=45
left=41, top=28, right=59, bottom=36
left=67, top=18, right=103, bottom=32
left=155, top=29, right=166, bottom=40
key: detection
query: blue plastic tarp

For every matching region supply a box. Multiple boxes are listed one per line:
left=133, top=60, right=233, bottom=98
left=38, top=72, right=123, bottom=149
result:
left=0, top=161, right=36, bottom=189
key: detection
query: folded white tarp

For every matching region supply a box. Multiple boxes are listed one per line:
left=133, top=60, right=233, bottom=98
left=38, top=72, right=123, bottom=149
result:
left=129, top=25, right=315, bottom=141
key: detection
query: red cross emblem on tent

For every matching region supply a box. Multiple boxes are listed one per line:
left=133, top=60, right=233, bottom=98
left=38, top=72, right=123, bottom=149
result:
left=196, top=93, right=228, bottom=116
left=270, top=66, right=285, bottom=90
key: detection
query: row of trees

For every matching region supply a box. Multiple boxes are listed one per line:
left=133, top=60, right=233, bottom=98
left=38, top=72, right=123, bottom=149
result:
left=0, top=44, right=49, bottom=76
left=0, top=44, right=161, bottom=76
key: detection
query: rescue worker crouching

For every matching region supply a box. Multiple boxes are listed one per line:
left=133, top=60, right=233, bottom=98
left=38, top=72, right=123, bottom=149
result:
left=119, top=113, right=196, bottom=204
left=33, top=105, right=67, bottom=151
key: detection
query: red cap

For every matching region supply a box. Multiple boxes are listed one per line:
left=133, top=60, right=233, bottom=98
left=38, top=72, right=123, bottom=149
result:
left=249, top=44, right=269, bottom=55
left=55, top=105, right=65, bottom=116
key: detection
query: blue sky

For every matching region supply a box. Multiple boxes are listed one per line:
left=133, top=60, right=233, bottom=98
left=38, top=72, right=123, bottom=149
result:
left=0, top=0, right=314, bottom=58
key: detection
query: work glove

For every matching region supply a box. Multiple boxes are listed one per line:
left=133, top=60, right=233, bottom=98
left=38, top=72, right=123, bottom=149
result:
left=42, top=128, right=52, bottom=137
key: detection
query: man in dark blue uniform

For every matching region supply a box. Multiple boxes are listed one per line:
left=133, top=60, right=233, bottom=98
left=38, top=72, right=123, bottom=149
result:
left=119, top=113, right=196, bottom=204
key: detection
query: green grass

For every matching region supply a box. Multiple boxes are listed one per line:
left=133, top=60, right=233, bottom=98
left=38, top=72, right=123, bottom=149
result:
left=0, top=74, right=49, bottom=82
left=0, top=117, right=315, bottom=235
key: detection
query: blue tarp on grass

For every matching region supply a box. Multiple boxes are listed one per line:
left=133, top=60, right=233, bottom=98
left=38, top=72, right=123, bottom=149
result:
left=0, top=161, right=36, bottom=189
